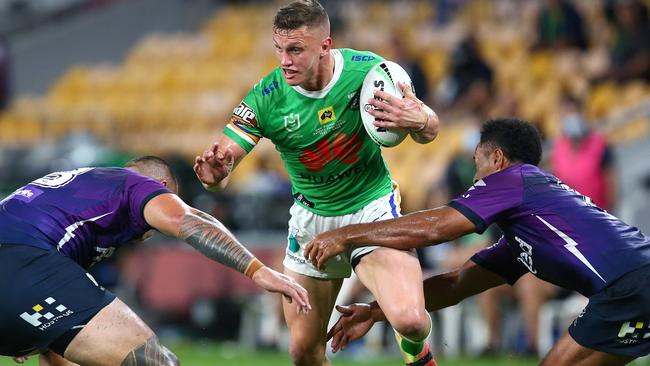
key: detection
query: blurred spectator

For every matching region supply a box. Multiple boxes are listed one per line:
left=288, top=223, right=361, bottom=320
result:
left=0, top=37, right=9, bottom=110
left=239, top=154, right=291, bottom=198
left=445, top=123, right=481, bottom=197
left=551, top=94, right=617, bottom=211
left=533, top=0, right=588, bottom=51
left=391, top=33, right=430, bottom=104
left=435, top=35, right=494, bottom=118
left=417, top=182, right=452, bottom=272
left=165, top=153, right=206, bottom=204
left=321, top=0, right=346, bottom=39
left=433, top=0, right=465, bottom=26
left=599, top=0, right=650, bottom=82
left=478, top=275, right=563, bottom=356
left=234, top=154, right=292, bottom=230
left=442, top=123, right=488, bottom=258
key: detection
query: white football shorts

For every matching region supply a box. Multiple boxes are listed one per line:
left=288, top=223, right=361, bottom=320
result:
left=283, top=183, right=401, bottom=279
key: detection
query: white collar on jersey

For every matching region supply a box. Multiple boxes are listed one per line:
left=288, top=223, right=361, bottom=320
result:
left=292, top=49, right=343, bottom=99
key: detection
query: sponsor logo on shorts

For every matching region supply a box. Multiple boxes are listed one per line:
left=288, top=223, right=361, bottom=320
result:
left=91, top=246, right=116, bottom=266
left=617, top=321, right=650, bottom=344
left=298, top=132, right=362, bottom=173
left=515, top=236, right=537, bottom=274
left=286, top=251, right=307, bottom=264
left=288, top=230, right=301, bottom=253
left=20, top=297, right=74, bottom=331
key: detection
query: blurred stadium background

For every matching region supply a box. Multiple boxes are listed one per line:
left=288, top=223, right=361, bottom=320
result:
left=1, top=0, right=649, bottom=365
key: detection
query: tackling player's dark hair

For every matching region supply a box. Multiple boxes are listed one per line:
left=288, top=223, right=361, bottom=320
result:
left=273, top=0, right=328, bottom=32
left=480, top=118, right=543, bottom=166
left=125, top=156, right=178, bottom=188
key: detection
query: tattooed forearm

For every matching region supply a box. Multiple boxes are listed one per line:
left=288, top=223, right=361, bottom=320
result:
left=194, top=210, right=225, bottom=226
left=180, top=211, right=256, bottom=274
left=121, top=336, right=178, bottom=366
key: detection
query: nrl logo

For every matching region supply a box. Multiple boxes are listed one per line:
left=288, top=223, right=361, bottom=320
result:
left=284, top=113, right=301, bottom=132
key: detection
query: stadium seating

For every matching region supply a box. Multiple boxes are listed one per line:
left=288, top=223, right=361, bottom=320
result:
left=1, top=0, right=648, bottom=209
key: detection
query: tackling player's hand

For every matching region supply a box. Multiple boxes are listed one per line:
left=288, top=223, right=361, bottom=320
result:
left=193, top=142, right=234, bottom=189
left=327, top=304, right=378, bottom=353
left=304, top=231, right=349, bottom=270
left=367, top=81, right=431, bottom=132
left=12, top=356, right=28, bottom=364
left=251, top=267, right=311, bottom=314
left=12, top=350, right=40, bottom=364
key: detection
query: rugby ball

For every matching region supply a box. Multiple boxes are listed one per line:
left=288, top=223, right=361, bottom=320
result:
left=360, top=60, right=412, bottom=147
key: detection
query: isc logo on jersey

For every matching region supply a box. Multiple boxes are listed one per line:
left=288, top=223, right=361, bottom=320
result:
left=232, top=101, right=257, bottom=127
left=351, top=55, right=376, bottom=62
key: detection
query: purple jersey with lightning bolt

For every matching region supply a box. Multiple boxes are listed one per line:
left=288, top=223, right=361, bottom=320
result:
left=0, top=167, right=170, bottom=269
left=449, top=164, right=650, bottom=297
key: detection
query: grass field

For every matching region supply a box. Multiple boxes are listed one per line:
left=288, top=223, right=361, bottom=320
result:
left=5, top=342, right=650, bottom=366
left=0, top=342, right=540, bottom=366
left=5, top=342, right=650, bottom=365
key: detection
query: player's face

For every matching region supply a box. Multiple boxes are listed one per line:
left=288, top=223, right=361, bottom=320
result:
left=472, top=143, right=500, bottom=183
left=273, top=26, right=328, bottom=86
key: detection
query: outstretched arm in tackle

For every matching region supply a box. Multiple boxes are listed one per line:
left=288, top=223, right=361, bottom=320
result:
left=144, top=192, right=311, bottom=313
left=326, top=260, right=506, bottom=352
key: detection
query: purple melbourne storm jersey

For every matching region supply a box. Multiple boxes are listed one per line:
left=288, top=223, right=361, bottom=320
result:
left=0, top=167, right=170, bottom=269
left=449, top=164, right=650, bottom=297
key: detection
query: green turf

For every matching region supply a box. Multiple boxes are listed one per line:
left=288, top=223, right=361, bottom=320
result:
left=169, top=342, right=539, bottom=365
left=4, top=342, right=648, bottom=365
left=0, top=341, right=538, bottom=366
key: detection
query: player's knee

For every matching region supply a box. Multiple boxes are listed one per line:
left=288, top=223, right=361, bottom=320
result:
left=288, top=340, right=324, bottom=366
left=122, top=336, right=179, bottom=366
left=389, top=309, right=430, bottom=339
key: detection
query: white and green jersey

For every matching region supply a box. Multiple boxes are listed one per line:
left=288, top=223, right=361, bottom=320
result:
left=224, top=48, right=393, bottom=216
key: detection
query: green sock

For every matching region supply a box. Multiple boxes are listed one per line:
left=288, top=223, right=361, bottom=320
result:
left=393, top=313, right=432, bottom=364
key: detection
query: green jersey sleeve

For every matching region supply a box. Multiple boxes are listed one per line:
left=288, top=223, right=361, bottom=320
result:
left=224, top=78, right=273, bottom=152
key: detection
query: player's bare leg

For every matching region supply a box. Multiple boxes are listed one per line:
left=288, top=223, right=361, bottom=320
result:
left=283, top=268, right=343, bottom=366
left=514, top=274, right=560, bottom=353
left=62, top=298, right=178, bottom=366
left=478, top=284, right=512, bottom=353
left=541, top=332, right=635, bottom=366
left=355, top=247, right=434, bottom=365
left=38, top=351, right=79, bottom=366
